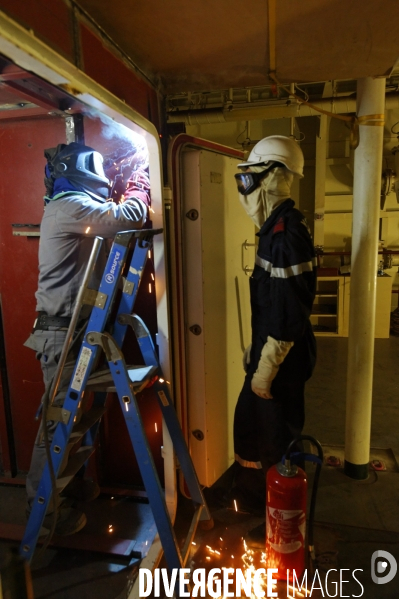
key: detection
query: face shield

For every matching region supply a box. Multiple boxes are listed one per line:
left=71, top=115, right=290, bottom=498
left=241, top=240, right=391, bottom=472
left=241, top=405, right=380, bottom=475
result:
left=234, top=161, right=283, bottom=196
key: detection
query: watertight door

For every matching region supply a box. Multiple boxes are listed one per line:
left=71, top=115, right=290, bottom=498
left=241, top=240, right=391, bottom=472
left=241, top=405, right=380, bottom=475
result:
left=181, top=148, right=255, bottom=486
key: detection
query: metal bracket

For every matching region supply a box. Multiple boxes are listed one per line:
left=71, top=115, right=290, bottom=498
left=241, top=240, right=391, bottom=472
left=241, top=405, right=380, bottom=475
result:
left=122, top=278, right=135, bottom=296
left=243, top=239, right=256, bottom=250
left=46, top=406, right=71, bottom=425
left=82, top=288, right=107, bottom=309
left=86, top=331, right=123, bottom=362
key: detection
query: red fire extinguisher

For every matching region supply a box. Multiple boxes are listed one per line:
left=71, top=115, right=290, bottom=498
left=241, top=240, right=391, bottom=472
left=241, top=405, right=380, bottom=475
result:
left=265, top=435, right=323, bottom=580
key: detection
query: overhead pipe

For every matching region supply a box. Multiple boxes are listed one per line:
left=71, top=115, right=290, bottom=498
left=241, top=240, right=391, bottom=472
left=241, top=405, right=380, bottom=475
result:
left=167, top=92, right=399, bottom=124
left=344, top=77, right=386, bottom=480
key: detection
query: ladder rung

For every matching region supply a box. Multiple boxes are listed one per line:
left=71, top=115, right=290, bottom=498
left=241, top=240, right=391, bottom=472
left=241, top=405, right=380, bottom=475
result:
left=56, top=447, right=95, bottom=491
left=69, top=407, right=107, bottom=441
left=85, top=365, right=157, bottom=393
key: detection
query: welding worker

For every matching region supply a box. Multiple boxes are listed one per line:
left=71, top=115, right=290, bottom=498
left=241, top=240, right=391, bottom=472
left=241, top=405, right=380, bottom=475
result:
left=24, top=142, right=149, bottom=535
left=231, top=136, right=317, bottom=519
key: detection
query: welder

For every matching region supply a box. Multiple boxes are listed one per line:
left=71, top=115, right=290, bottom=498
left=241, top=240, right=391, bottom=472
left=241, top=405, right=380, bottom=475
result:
left=231, top=135, right=317, bottom=515
left=24, top=142, right=149, bottom=535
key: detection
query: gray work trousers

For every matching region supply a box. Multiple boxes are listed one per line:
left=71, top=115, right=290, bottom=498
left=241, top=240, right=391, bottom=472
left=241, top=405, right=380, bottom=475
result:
left=24, top=329, right=76, bottom=508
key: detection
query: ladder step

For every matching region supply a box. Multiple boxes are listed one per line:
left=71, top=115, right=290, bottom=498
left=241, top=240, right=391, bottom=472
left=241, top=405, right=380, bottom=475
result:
left=56, top=446, right=95, bottom=491
left=85, top=365, right=157, bottom=393
left=69, top=407, right=107, bottom=442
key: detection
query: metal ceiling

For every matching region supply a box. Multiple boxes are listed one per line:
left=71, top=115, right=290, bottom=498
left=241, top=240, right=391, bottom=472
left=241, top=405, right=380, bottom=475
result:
left=77, top=0, right=399, bottom=94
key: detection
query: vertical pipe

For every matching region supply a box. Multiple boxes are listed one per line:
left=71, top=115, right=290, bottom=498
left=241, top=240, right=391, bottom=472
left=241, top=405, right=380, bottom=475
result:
left=314, top=114, right=328, bottom=249
left=290, top=83, right=295, bottom=137
left=344, top=77, right=386, bottom=479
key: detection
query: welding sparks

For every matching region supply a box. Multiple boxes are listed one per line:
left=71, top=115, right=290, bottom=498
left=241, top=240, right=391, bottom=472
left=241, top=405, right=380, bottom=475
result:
left=151, top=273, right=155, bottom=280
left=159, top=378, right=164, bottom=383
left=234, top=499, right=238, bottom=512
left=149, top=283, right=152, bottom=293
left=108, top=524, right=113, bottom=533
left=149, top=207, right=155, bottom=213
left=192, top=542, right=196, bottom=546
left=155, top=423, right=158, bottom=432
left=85, top=226, right=90, bottom=233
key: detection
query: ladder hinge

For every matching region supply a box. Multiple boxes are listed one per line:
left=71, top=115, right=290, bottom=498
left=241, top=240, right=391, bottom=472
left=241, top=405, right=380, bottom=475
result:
left=122, top=277, right=135, bottom=296
left=82, top=288, right=108, bottom=309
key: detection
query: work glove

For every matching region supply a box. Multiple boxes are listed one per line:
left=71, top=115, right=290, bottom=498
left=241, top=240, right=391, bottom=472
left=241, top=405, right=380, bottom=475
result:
left=251, top=336, right=294, bottom=399
left=124, top=169, right=151, bottom=206
left=242, top=344, right=252, bottom=372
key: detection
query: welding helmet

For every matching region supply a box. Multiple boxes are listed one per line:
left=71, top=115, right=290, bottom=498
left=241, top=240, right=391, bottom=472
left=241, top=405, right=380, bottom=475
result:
left=237, top=135, right=304, bottom=178
left=44, top=142, right=110, bottom=202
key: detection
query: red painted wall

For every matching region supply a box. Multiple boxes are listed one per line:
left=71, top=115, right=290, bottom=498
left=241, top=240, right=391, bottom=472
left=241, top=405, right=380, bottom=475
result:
left=81, top=25, right=160, bottom=131
left=0, top=116, right=67, bottom=472
left=0, top=0, right=74, bottom=60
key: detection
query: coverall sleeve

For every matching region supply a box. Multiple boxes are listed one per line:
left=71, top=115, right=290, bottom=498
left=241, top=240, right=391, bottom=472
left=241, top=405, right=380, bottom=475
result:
left=54, top=195, right=147, bottom=238
left=268, top=221, right=316, bottom=342
left=251, top=219, right=316, bottom=395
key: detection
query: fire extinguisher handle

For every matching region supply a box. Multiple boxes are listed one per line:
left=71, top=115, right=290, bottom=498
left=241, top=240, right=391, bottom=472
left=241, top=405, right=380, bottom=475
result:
left=284, top=435, right=323, bottom=463
left=283, top=451, right=323, bottom=466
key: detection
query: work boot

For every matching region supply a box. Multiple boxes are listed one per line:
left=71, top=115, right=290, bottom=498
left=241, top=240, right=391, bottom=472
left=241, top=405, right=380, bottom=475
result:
left=222, top=466, right=266, bottom=515
left=244, top=521, right=266, bottom=550
left=42, top=505, right=87, bottom=536
left=61, top=478, right=100, bottom=502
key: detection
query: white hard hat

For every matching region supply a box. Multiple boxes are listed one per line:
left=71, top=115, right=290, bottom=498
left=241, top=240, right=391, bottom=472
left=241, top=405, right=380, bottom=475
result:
left=238, top=135, right=304, bottom=178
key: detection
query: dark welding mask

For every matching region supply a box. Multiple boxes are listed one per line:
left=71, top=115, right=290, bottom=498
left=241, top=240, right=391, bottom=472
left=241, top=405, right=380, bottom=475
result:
left=234, top=161, right=284, bottom=196
left=45, top=142, right=110, bottom=202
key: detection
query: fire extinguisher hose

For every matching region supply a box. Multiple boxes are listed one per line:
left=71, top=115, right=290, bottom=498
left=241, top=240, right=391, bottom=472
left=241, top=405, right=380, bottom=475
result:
left=284, top=435, right=324, bottom=566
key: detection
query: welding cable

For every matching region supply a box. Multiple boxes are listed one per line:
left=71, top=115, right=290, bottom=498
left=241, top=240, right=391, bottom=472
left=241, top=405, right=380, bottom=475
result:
left=284, top=435, right=324, bottom=569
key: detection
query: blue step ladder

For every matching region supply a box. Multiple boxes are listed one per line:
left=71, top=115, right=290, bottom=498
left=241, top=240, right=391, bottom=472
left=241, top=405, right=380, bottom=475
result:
left=20, top=228, right=212, bottom=572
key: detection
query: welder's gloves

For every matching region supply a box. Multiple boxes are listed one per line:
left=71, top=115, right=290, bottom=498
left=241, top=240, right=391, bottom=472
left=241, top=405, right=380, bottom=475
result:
left=242, top=344, right=252, bottom=372
left=251, top=336, right=293, bottom=399
left=125, top=169, right=151, bottom=206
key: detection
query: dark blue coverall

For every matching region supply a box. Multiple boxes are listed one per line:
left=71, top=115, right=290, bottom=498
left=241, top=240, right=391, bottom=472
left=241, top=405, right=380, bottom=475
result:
left=233, top=199, right=317, bottom=504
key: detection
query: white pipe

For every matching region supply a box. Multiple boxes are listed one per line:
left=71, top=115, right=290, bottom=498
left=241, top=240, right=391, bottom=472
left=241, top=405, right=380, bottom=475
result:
left=344, top=77, right=386, bottom=480
left=314, top=114, right=328, bottom=248
left=168, top=92, right=399, bottom=124
left=290, top=83, right=295, bottom=137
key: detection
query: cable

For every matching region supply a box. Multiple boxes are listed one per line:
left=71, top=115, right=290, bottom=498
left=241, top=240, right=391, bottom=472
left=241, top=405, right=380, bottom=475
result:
left=391, top=120, right=399, bottom=135
left=269, top=73, right=385, bottom=150
left=294, top=83, right=309, bottom=103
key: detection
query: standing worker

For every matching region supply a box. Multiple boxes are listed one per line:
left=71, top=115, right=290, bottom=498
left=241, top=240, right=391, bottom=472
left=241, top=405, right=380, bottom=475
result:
left=231, top=136, right=317, bottom=517
left=24, top=142, right=149, bottom=535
